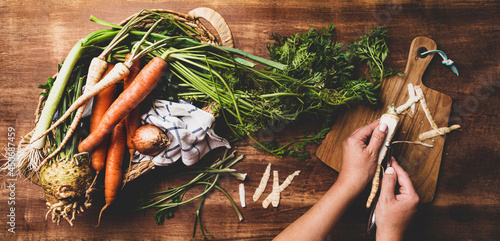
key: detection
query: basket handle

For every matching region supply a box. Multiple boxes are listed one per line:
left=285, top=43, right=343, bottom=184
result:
left=188, top=7, right=234, bottom=48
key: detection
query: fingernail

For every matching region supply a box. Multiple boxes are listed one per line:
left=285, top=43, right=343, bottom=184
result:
left=378, top=123, right=388, bottom=132
left=386, top=167, right=394, bottom=174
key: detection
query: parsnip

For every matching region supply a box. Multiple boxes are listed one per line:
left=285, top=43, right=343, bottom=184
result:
left=366, top=106, right=400, bottom=208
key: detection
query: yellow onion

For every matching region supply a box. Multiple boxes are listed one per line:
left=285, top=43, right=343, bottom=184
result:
left=132, top=125, right=170, bottom=156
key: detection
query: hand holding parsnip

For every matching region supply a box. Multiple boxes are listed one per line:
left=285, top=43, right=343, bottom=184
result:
left=339, top=120, right=388, bottom=193
left=366, top=84, right=460, bottom=208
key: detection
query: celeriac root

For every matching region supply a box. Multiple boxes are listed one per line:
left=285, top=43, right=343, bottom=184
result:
left=45, top=191, right=92, bottom=226
left=253, top=163, right=271, bottom=202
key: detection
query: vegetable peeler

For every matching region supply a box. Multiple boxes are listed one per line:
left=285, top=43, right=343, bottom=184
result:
left=367, top=141, right=392, bottom=235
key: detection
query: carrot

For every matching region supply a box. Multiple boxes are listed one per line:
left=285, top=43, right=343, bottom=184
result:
left=97, top=119, right=127, bottom=226
left=123, top=54, right=142, bottom=156
left=78, top=56, right=168, bottom=153
left=89, top=64, right=117, bottom=175
left=122, top=54, right=142, bottom=184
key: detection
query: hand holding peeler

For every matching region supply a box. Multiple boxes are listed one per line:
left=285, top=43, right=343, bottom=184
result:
left=367, top=141, right=392, bottom=235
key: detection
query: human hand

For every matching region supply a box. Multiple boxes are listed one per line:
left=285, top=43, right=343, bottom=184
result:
left=338, top=120, right=388, bottom=193
left=375, top=158, right=420, bottom=241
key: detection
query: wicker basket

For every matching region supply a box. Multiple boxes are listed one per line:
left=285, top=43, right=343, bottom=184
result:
left=20, top=7, right=234, bottom=185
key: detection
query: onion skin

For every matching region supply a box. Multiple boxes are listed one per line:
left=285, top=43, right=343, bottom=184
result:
left=132, top=125, right=170, bottom=156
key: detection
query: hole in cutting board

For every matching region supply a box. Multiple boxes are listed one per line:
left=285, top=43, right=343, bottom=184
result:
left=417, top=47, right=429, bottom=58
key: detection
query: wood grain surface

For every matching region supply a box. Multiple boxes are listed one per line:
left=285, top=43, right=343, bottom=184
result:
left=317, top=36, right=453, bottom=204
left=1, top=0, right=499, bottom=240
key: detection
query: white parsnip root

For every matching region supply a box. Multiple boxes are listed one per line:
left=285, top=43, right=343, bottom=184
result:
left=253, top=163, right=271, bottom=202
left=366, top=107, right=400, bottom=208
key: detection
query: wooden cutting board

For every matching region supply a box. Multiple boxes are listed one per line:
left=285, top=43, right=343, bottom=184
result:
left=316, top=36, right=453, bottom=203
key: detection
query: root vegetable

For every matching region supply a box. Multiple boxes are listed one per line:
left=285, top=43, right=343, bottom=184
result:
left=40, top=63, right=132, bottom=143
left=366, top=106, right=400, bottom=208
left=39, top=59, right=110, bottom=168
left=123, top=53, right=142, bottom=159
left=89, top=65, right=118, bottom=175
left=39, top=153, right=94, bottom=226
left=97, top=119, right=127, bottom=226
left=132, top=125, right=170, bottom=156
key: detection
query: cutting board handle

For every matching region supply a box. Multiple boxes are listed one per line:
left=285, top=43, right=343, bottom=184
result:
left=403, top=36, right=437, bottom=86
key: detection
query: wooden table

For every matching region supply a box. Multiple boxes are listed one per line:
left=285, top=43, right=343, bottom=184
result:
left=1, top=0, right=498, bottom=240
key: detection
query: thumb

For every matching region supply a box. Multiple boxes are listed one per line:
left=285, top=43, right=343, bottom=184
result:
left=367, top=123, right=388, bottom=154
left=380, top=157, right=397, bottom=200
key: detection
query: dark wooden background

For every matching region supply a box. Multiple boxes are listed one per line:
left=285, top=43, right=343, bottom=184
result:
left=1, top=0, right=498, bottom=240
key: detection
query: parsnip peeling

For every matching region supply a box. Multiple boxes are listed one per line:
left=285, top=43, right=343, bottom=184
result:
left=262, top=170, right=280, bottom=209
left=418, top=124, right=461, bottom=141
left=261, top=170, right=301, bottom=209
left=279, top=170, right=301, bottom=192
left=271, top=171, right=280, bottom=207
left=239, top=183, right=246, bottom=208
left=408, top=83, right=416, bottom=115
left=414, top=86, right=441, bottom=133
left=253, top=163, right=271, bottom=202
